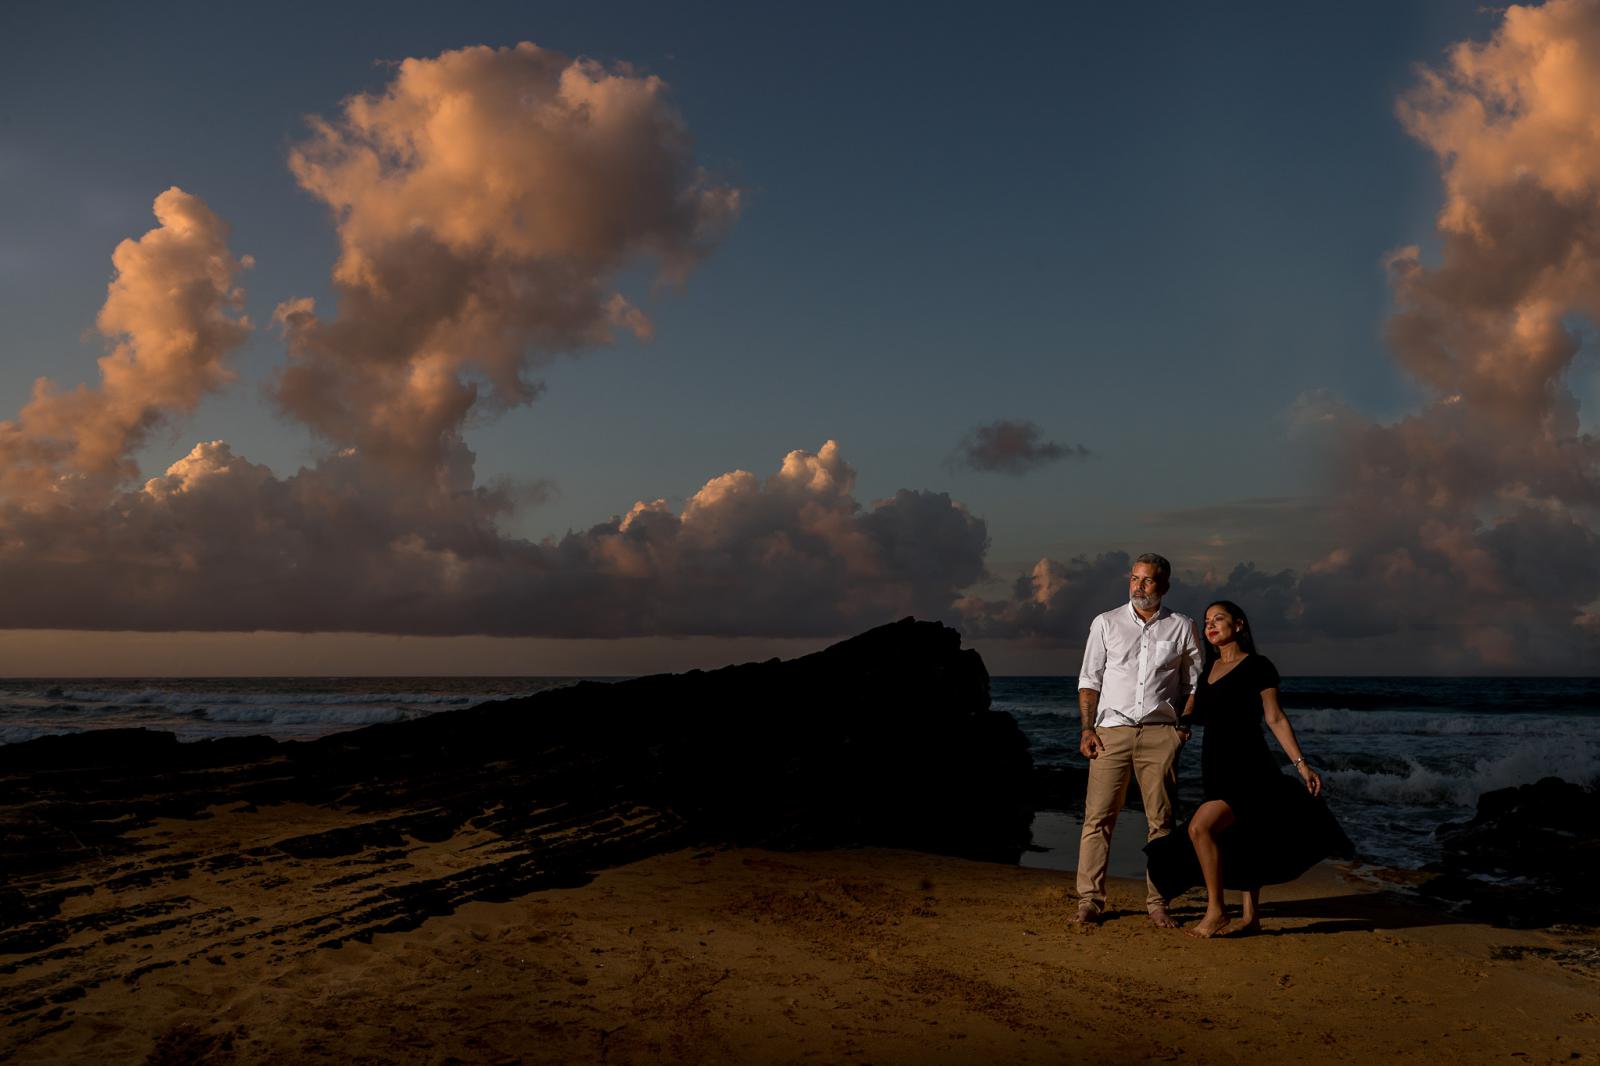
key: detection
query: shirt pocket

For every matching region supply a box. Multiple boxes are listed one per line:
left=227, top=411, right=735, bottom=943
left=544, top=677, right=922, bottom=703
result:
left=1151, top=639, right=1180, bottom=667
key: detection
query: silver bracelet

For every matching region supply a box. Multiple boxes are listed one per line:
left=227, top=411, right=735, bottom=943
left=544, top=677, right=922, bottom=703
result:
left=1292, top=757, right=1307, bottom=768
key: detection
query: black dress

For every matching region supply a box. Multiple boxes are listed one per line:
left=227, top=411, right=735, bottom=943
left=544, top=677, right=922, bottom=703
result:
left=1145, top=654, right=1353, bottom=897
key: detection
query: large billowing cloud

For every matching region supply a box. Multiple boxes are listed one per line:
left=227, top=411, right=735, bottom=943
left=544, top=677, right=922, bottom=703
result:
left=1293, top=0, right=1600, bottom=668
left=963, top=0, right=1600, bottom=670
left=0, top=189, right=251, bottom=505
left=8, top=16, right=1598, bottom=664
left=275, top=43, right=739, bottom=484
left=0, top=44, right=991, bottom=638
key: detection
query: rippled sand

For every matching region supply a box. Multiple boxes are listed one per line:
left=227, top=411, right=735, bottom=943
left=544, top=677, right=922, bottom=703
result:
left=5, top=802, right=1597, bottom=1064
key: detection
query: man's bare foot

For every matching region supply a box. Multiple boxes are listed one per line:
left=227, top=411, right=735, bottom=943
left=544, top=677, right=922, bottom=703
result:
left=1228, top=919, right=1262, bottom=938
left=1187, top=911, right=1231, bottom=938
left=1147, top=905, right=1180, bottom=929
left=1070, top=899, right=1103, bottom=925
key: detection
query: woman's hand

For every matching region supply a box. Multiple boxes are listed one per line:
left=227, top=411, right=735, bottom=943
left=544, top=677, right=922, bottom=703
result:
left=1298, top=761, right=1322, bottom=797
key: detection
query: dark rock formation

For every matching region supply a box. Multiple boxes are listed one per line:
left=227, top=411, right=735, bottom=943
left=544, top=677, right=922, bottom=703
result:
left=1422, top=776, right=1600, bottom=928
left=0, top=618, right=1031, bottom=1041
left=0, top=618, right=1028, bottom=878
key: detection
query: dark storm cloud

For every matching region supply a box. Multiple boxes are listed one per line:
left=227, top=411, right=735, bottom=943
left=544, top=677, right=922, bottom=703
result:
left=950, top=420, right=1089, bottom=475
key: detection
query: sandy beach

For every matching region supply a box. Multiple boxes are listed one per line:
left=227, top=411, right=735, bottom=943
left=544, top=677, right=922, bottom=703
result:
left=4, top=794, right=1597, bottom=1065
left=3, top=625, right=1597, bottom=1065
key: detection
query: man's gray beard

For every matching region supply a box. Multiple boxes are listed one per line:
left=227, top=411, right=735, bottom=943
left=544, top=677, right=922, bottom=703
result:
left=1130, top=593, right=1161, bottom=612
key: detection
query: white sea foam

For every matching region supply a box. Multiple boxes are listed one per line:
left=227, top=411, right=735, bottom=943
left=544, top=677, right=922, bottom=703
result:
left=1291, top=707, right=1595, bottom=738
left=50, top=687, right=174, bottom=706
left=196, top=705, right=415, bottom=726
left=1322, top=738, right=1600, bottom=808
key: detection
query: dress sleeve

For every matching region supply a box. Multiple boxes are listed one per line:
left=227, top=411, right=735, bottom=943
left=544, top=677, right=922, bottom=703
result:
left=1254, top=655, right=1281, bottom=691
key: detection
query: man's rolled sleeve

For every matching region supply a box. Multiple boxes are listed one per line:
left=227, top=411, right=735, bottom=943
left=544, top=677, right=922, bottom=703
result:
left=1078, top=615, right=1107, bottom=692
left=1178, top=621, right=1204, bottom=699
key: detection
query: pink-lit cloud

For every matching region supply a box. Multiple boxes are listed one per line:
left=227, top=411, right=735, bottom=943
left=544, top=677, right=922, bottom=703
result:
left=1293, top=0, right=1600, bottom=666
left=274, top=42, right=739, bottom=484
left=0, top=439, right=986, bottom=636
left=0, top=44, right=990, bottom=639
left=4, top=16, right=1597, bottom=666
left=0, top=189, right=251, bottom=506
left=962, top=1, right=1600, bottom=670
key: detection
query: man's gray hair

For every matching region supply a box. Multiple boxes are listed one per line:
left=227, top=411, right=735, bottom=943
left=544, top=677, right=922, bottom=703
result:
left=1134, top=552, right=1172, bottom=585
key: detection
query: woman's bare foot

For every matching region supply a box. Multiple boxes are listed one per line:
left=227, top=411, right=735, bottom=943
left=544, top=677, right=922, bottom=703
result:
left=1240, top=889, right=1261, bottom=931
left=1187, top=911, right=1232, bottom=938
left=1228, top=919, right=1262, bottom=938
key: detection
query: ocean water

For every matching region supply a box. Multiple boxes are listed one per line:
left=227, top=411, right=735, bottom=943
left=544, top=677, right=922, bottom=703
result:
left=1, top=674, right=1595, bottom=871
left=0, top=677, right=590, bottom=746
left=998, top=676, right=1600, bottom=871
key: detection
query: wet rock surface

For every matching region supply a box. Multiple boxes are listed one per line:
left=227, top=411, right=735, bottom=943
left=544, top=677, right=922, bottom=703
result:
left=1423, top=776, right=1600, bottom=928
left=0, top=618, right=1031, bottom=1050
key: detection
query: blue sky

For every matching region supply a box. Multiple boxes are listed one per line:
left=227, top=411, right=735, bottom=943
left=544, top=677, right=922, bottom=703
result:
left=1, top=1, right=1594, bottom=674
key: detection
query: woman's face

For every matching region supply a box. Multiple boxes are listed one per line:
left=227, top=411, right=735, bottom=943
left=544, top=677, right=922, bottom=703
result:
left=1203, top=606, right=1241, bottom=647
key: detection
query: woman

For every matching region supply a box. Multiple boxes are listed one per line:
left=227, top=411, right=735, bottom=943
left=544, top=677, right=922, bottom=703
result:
left=1145, top=599, right=1353, bottom=938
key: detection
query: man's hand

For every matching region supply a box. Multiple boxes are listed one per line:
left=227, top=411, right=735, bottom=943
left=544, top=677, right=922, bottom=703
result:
left=1077, top=688, right=1100, bottom=758
left=1176, top=720, right=1193, bottom=746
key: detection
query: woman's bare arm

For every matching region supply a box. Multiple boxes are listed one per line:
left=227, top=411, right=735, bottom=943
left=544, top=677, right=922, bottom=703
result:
left=1262, top=687, right=1322, bottom=796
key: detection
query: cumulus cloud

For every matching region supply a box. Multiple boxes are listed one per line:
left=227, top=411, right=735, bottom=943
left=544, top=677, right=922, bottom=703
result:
left=1292, top=0, right=1600, bottom=667
left=958, top=552, right=1140, bottom=642
left=962, top=1, right=1600, bottom=669
left=0, top=46, right=991, bottom=639
left=0, top=440, right=987, bottom=636
left=950, top=419, right=1088, bottom=475
left=10, top=16, right=1598, bottom=668
left=0, top=189, right=252, bottom=505
left=275, top=42, right=740, bottom=483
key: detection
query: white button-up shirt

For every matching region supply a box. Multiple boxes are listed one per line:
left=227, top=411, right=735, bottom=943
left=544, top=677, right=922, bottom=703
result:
left=1077, top=603, right=1203, bottom=728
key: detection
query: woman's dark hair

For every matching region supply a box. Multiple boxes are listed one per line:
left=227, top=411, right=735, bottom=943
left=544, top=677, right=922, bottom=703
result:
left=1201, top=599, right=1257, bottom=671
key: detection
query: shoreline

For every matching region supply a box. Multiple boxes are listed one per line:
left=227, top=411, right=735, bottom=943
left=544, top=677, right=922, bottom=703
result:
left=3, top=634, right=1594, bottom=1062
left=4, top=820, right=1596, bottom=1063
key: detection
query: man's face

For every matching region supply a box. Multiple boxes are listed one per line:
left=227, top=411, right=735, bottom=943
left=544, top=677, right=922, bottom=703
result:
left=1129, top=563, right=1165, bottom=611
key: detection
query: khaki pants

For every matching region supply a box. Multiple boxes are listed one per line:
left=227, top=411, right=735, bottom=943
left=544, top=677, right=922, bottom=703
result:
left=1076, top=723, right=1181, bottom=910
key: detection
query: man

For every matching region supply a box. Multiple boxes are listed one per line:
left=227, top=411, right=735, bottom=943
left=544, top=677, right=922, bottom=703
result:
left=1071, top=552, right=1203, bottom=927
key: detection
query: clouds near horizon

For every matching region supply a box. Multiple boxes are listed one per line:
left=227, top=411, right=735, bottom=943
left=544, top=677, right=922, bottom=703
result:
left=0, top=438, right=987, bottom=636
left=3, top=13, right=1598, bottom=670
left=0, top=44, right=988, bottom=639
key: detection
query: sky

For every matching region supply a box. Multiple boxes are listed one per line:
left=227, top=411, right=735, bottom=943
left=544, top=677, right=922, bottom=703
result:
left=1, top=0, right=1597, bottom=675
